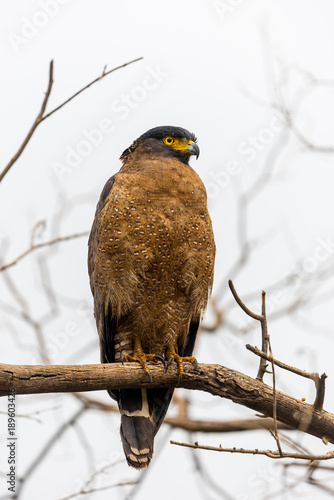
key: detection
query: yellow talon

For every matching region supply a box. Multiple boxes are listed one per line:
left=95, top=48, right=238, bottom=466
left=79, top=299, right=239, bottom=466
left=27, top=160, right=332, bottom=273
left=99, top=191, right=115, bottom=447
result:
left=166, top=346, right=197, bottom=375
left=121, top=337, right=164, bottom=380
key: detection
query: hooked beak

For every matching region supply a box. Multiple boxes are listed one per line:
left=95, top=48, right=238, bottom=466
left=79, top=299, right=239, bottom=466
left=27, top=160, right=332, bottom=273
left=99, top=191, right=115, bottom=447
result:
left=187, top=142, right=200, bottom=159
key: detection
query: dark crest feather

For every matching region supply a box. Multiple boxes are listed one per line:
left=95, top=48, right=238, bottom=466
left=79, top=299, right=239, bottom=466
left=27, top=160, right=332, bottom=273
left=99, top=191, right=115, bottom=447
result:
left=120, top=126, right=197, bottom=159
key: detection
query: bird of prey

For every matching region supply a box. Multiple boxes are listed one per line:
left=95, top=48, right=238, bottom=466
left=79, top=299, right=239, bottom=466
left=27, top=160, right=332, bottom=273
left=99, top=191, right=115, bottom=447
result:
left=88, top=126, right=215, bottom=469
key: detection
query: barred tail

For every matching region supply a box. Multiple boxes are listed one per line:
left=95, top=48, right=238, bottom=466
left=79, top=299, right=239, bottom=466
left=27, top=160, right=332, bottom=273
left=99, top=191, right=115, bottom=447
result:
left=118, top=386, right=174, bottom=469
left=119, top=388, right=154, bottom=469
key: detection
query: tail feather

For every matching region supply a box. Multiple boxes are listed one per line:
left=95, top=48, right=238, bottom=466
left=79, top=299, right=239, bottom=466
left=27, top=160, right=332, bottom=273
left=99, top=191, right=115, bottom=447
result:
left=120, top=414, right=153, bottom=469
left=119, top=388, right=154, bottom=469
left=118, top=386, right=175, bottom=469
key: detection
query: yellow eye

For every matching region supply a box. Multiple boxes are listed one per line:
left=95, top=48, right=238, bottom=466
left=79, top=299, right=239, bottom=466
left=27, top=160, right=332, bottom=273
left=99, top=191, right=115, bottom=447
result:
left=163, top=136, right=175, bottom=145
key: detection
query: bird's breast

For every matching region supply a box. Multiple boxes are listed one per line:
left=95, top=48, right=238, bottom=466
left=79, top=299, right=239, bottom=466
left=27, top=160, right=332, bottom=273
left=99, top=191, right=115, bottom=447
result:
left=94, top=160, right=215, bottom=316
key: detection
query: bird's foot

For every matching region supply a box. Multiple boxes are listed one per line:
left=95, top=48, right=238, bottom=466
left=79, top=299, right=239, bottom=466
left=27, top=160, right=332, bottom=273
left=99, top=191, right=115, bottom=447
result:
left=165, top=347, right=198, bottom=375
left=121, top=339, right=165, bottom=381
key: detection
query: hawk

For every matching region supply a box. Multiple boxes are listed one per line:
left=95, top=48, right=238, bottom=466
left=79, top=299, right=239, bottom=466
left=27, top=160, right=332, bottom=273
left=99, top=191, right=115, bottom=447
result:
left=88, top=126, right=215, bottom=469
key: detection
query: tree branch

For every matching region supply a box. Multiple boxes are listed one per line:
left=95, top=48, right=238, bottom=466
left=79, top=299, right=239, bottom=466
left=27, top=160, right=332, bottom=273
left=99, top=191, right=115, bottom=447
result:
left=40, top=57, right=143, bottom=122
left=0, top=230, right=89, bottom=272
left=75, top=394, right=292, bottom=433
left=246, top=344, right=327, bottom=410
left=228, top=280, right=269, bottom=381
left=0, top=60, right=54, bottom=183
left=164, top=416, right=292, bottom=433
left=268, top=337, right=283, bottom=456
left=170, top=441, right=334, bottom=461
left=0, top=57, right=143, bottom=183
left=1, top=361, right=334, bottom=445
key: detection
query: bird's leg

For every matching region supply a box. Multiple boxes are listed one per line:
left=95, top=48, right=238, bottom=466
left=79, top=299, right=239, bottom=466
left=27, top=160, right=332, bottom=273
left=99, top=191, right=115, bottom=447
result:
left=165, top=345, right=198, bottom=375
left=121, top=336, right=165, bottom=380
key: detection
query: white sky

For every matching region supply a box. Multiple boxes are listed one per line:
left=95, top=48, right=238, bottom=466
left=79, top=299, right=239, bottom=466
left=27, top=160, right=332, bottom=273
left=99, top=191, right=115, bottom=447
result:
left=1, top=1, right=334, bottom=499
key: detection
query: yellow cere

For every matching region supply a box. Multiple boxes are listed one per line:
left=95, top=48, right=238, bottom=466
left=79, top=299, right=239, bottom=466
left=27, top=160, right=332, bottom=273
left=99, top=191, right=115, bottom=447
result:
left=163, top=136, right=194, bottom=151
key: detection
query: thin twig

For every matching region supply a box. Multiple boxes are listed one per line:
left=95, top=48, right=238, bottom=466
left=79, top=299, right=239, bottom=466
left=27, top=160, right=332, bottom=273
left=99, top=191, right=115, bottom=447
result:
left=60, top=480, right=136, bottom=500
left=246, top=345, right=322, bottom=382
left=41, top=57, right=143, bottom=122
left=15, top=407, right=86, bottom=499
left=268, top=337, right=283, bottom=456
left=59, top=461, right=135, bottom=500
left=170, top=441, right=334, bottom=461
left=75, top=394, right=293, bottom=433
left=30, top=220, right=47, bottom=247
left=283, top=461, right=334, bottom=471
left=256, top=290, right=269, bottom=380
left=0, top=231, right=89, bottom=272
left=0, top=61, right=54, bottom=183
left=314, top=373, right=327, bottom=412
left=216, top=130, right=289, bottom=300
left=229, top=280, right=269, bottom=381
left=228, top=279, right=263, bottom=320
left=0, top=57, right=143, bottom=183
left=246, top=344, right=327, bottom=409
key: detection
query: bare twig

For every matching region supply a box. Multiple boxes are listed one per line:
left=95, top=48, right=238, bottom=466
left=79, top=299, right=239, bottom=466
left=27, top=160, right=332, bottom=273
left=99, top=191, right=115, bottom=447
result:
left=0, top=57, right=143, bottom=183
left=59, top=461, right=135, bottom=500
left=1, top=268, right=30, bottom=313
left=258, top=291, right=270, bottom=380
left=0, top=61, right=54, bottom=183
left=229, top=282, right=283, bottom=452
left=0, top=298, right=52, bottom=364
left=216, top=130, right=289, bottom=300
left=228, top=279, right=262, bottom=320
left=41, top=57, right=143, bottom=121
left=268, top=338, right=283, bottom=456
left=170, top=441, right=334, bottom=461
left=228, top=280, right=269, bottom=381
left=60, top=481, right=137, bottom=500
left=284, top=461, right=334, bottom=471
left=165, top=416, right=293, bottom=434
left=172, top=392, right=189, bottom=419
left=246, top=344, right=327, bottom=410
left=0, top=231, right=89, bottom=272
left=283, top=110, right=334, bottom=154
left=75, top=393, right=292, bottom=433
left=314, top=373, right=327, bottom=412
left=244, top=61, right=334, bottom=154
left=30, top=220, right=47, bottom=247
left=15, top=406, right=86, bottom=499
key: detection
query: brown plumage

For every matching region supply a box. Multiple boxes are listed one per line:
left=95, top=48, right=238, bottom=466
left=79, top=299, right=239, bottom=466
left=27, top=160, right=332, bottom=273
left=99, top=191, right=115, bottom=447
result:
left=88, top=126, right=215, bottom=469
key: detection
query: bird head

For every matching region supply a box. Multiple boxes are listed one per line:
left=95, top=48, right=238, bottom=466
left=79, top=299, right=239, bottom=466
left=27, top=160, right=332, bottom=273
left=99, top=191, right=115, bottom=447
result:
left=120, top=126, right=200, bottom=165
